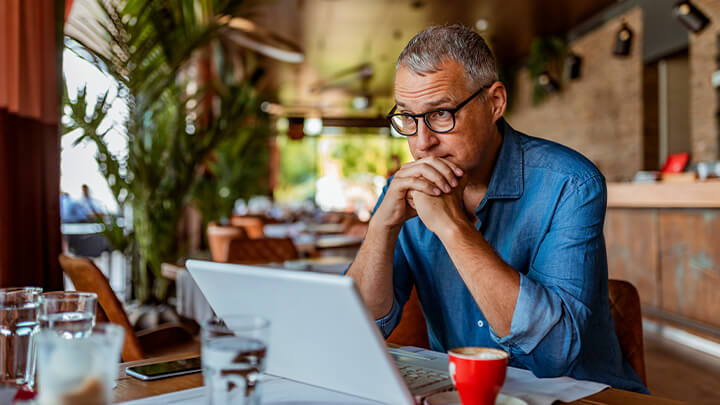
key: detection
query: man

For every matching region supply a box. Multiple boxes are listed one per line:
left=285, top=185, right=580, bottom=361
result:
left=78, top=184, right=105, bottom=220
left=346, top=25, right=647, bottom=392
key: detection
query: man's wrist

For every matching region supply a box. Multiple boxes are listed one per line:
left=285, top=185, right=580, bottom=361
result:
left=367, top=215, right=402, bottom=241
left=436, top=216, right=476, bottom=243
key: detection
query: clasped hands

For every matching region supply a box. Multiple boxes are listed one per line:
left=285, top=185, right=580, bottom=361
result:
left=374, top=157, right=469, bottom=236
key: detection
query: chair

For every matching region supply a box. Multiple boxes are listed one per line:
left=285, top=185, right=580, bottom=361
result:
left=344, top=220, right=369, bottom=238
left=58, top=254, right=197, bottom=362
left=226, top=237, right=299, bottom=264
left=229, top=216, right=265, bottom=238
left=207, top=222, right=247, bottom=262
left=385, top=287, right=430, bottom=349
left=608, top=279, right=647, bottom=385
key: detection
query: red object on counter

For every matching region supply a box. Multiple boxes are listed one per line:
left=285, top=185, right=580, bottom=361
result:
left=660, top=152, right=689, bottom=173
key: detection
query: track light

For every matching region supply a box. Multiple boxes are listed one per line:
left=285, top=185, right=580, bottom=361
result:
left=673, top=1, right=710, bottom=33
left=537, top=71, right=560, bottom=93
left=613, top=23, right=633, bottom=57
left=566, top=53, right=582, bottom=80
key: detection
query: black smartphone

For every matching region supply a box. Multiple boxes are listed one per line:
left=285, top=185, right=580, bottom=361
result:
left=125, top=357, right=202, bottom=381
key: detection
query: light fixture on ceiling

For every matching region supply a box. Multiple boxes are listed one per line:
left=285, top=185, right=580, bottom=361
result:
left=224, top=17, right=304, bottom=64
left=613, top=22, right=633, bottom=57
left=537, top=71, right=559, bottom=93
left=475, top=19, right=489, bottom=32
left=303, top=117, right=323, bottom=136
left=673, top=1, right=710, bottom=33
left=352, top=95, right=371, bottom=110
left=566, top=52, right=582, bottom=80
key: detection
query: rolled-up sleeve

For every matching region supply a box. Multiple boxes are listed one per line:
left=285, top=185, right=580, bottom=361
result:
left=488, top=174, right=607, bottom=377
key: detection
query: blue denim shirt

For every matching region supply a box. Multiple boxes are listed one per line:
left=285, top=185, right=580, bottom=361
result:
left=374, top=118, right=647, bottom=393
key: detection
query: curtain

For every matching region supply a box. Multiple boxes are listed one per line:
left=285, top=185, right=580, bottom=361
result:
left=0, top=0, right=64, bottom=290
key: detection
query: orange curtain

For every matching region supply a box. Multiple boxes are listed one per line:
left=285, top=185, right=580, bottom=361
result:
left=0, top=0, right=63, bottom=290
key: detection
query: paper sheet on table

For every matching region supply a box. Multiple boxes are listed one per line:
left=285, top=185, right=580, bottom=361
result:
left=400, top=346, right=609, bottom=405
left=117, top=374, right=384, bottom=405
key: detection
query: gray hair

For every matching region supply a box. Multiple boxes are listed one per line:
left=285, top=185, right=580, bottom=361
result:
left=396, top=25, right=499, bottom=91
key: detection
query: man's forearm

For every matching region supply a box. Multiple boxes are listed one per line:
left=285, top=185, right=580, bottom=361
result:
left=346, top=219, right=401, bottom=319
left=437, top=220, right=520, bottom=337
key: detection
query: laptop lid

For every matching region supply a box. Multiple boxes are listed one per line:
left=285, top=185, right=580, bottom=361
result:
left=186, top=260, right=415, bottom=405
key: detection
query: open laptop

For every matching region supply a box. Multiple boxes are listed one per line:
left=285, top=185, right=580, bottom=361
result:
left=186, top=260, right=453, bottom=405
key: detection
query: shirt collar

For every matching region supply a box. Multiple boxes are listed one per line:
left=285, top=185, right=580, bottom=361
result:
left=485, top=117, right=524, bottom=200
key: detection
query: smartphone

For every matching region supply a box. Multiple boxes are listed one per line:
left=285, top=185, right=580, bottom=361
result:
left=125, top=357, right=202, bottom=381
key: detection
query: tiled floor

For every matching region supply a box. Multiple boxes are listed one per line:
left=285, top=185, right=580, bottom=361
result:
left=644, top=332, right=720, bottom=404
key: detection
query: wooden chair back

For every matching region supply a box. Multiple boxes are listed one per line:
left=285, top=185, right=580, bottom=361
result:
left=608, top=279, right=647, bottom=385
left=207, top=222, right=247, bottom=262
left=58, top=254, right=145, bottom=361
left=226, top=237, right=299, bottom=264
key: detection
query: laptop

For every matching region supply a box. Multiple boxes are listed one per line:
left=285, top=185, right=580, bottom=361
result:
left=185, top=260, right=453, bottom=405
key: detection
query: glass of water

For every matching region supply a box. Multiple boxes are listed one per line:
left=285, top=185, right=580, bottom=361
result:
left=0, top=287, right=43, bottom=389
left=39, top=292, right=97, bottom=338
left=202, top=316, right=270, bottom=405
left=36, top=323, right=124, bottom=405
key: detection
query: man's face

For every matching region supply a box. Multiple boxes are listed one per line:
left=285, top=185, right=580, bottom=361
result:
left=394, top=60, right=497, bottom=174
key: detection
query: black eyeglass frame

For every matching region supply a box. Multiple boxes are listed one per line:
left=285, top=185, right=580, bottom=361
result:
left=386, top=84, right=492, bottom=136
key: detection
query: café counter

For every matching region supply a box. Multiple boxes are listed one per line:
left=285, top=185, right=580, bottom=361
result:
left=605, top=180, right=720, bottom=341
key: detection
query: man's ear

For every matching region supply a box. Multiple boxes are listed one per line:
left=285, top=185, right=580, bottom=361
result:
left=487, top=82, right=507, bottom=123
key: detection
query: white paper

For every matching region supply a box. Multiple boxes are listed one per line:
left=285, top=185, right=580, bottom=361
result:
left=402, top=347, right=609, bottom=405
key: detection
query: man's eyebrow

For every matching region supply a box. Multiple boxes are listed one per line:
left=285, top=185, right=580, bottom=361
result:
left=396, top=96, right=455, bottom=110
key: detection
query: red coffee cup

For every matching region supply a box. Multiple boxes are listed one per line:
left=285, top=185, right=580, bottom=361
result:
left=448, top=347, right=509, bottom=405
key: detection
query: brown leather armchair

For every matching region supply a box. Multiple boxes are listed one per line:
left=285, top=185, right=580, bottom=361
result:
left=608, top=279, right=646, bottom=385
left=385, top=287, right=430, bottom=349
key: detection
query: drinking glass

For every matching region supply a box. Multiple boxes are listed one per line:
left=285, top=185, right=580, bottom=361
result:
left=202, top=316, right=270, bottom=405
left=0, top=287, right=43, bottom=389
left=36, top=323, right=124, bottom=405
left=39, top=292, right=97, bottom=338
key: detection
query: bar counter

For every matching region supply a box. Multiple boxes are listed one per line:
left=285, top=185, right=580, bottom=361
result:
left=604, top=180, right=720, bottom=340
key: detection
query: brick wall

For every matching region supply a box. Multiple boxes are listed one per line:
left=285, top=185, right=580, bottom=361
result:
left=689, top=0, right=720, bottom=163
left=506, top=8, right=644, bottom=182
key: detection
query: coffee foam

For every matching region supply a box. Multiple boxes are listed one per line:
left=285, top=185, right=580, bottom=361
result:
left=449, top=347, right=508, bottom=360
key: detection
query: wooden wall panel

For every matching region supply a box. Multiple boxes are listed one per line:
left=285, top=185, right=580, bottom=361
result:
left=605, top=209, right=660, bottom=307
left=659, top=210, right=720, bottom=328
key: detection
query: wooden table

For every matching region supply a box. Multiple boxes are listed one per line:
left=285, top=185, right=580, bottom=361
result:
left=113, top=353, right=688, bottom=404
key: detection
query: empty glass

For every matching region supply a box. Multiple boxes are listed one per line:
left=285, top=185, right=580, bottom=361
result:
left=202, top=316, right=270, bottom=405
left=0, top=287, right=42, bottom=389
left=39, top=292, right=97, bottom=338
left=36, top=323, right=124, bottom=405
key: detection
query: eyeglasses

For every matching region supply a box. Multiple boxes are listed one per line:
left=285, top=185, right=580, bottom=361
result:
left=386, top=84, right=491, bottom=136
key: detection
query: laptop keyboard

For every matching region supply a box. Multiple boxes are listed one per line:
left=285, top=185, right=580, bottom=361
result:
left=396, top=363, right=450, bottom=390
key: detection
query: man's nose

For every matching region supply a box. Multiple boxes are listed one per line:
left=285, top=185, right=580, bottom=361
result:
left=414, top=119, right=440, bottom=151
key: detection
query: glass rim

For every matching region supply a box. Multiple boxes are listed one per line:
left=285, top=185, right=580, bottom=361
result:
left=37, top=322, right=124, bottom=342
left=204, top=315, right=270, bottom=333
left=41, top=291, right=98, bottom=301
left=0, top=286, right=43, bottom=295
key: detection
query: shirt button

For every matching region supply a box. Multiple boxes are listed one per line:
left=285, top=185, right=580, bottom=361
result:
left=477, top=320, right=484, bottom=328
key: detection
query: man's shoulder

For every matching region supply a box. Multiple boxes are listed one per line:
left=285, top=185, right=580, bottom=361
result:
left=513, top=130, right=604, bottom=187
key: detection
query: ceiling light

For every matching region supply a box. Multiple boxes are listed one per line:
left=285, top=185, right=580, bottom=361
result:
left=537, top=72, right=559, bottom=93
left=673, top=1, right=710, bottom=33
left=303, top=117, right=323, bottom=136
left=475, top=19, right=489, bottom=32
